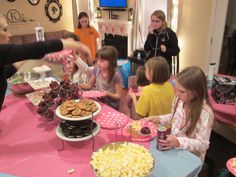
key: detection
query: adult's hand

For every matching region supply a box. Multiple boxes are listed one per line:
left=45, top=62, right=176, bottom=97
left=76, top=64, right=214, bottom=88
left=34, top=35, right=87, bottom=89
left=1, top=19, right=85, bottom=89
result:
left=148, top=24, right=155, bottom=34
left=61, top=38, right=93, bottom=65
left=160, top=44, right=167, bottom=53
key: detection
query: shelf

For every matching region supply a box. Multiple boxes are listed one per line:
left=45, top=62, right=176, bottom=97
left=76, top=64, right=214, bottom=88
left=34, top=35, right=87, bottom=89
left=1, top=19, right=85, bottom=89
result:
left=102, top=8, right=127, bottom=11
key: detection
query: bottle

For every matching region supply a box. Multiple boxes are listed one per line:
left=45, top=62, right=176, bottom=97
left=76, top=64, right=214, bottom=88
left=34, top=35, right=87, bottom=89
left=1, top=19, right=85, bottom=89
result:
left=35, top=23, right=45, bottom=42
left=208, top=63, right=216, bottom=88
left=137, top=52, right=141, bottom=60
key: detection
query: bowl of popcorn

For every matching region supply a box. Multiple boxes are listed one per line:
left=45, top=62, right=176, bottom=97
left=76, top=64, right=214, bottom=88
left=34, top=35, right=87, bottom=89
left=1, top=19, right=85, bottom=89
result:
left=90, top=142, right=154, bottom=177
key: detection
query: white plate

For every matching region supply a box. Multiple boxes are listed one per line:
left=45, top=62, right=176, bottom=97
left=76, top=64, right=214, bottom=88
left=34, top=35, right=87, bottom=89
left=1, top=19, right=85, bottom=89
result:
left=56, top=121, right=100, bottom=142
left=27, top=77, right=57, bottom=90
left=55, top=99, right=101, bottom=121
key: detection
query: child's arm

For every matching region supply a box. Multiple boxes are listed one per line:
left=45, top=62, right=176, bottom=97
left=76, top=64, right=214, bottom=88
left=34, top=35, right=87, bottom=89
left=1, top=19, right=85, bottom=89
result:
left=175, top=109, right=214, bottom=152
left=128, top=92, right=143, bottom=120
left=160, top=107, right=214, bottom=158
left=74, top=56, right=92, bottom=74
left=104, top=82, right=122, bottom=100
left=79, top=73, right=96, bottom=90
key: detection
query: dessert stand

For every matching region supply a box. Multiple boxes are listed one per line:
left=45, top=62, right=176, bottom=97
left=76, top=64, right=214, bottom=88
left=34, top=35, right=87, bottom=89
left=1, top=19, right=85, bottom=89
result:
left=30, top=80, right=102, bottom=151
left=55, top=99, right=101, bottom=151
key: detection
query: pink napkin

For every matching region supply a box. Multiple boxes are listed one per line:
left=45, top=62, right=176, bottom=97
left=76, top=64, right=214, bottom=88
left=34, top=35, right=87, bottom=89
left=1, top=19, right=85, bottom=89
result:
left=96, top=112, right=129, bottom=129
left=82, top=90, right=105, bottom=98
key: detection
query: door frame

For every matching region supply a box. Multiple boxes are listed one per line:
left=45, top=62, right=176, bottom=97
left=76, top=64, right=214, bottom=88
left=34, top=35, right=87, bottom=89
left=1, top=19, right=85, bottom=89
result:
left=207, top=0, right=228, bottom=73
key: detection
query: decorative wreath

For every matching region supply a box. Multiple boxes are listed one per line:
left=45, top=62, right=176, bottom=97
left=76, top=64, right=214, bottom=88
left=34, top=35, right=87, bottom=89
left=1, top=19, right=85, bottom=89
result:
left=45, top=0, right=63, bottom=23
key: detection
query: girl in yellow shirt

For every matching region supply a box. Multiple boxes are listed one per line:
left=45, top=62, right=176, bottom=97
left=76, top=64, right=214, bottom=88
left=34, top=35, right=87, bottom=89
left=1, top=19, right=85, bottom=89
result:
left=129, top=56, right=174, bottom=119
left=75, top=12, right=99, bottom=61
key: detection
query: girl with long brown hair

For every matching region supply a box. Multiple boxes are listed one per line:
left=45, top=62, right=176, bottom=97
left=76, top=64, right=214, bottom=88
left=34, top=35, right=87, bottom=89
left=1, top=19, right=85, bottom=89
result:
left=146, top=66, right=214, bottom=163
left=79, top=46, right=122, bottom=110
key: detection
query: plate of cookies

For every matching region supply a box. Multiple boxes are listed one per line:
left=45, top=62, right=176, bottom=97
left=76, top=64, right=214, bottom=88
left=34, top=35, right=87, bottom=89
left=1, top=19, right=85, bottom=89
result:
left=55, top=99, right=101, bottom=121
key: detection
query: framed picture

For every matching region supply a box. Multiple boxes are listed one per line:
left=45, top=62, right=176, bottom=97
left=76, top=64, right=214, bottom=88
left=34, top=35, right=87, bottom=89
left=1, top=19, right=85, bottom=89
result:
left=28, top=0, right=40, bottom=6
left=45, top=0, right=63, bottom=23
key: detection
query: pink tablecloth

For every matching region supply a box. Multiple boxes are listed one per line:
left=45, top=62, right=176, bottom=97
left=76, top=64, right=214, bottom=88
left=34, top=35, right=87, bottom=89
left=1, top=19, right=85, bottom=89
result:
left=0, top=94, right=150, bottom=177
left=208, top=90, right=236, bottom=125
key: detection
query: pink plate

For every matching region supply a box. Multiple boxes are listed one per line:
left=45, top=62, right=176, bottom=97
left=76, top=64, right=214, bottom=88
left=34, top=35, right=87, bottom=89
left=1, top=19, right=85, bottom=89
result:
left=82, top=90, right=105, bottom=98
left=96, top=112, right=129, bottom=129
left=128, top=86, right=143, bottom=97
left=123, top=120, right=157, bottom=142
left=226, top=157, right=236, bottom=176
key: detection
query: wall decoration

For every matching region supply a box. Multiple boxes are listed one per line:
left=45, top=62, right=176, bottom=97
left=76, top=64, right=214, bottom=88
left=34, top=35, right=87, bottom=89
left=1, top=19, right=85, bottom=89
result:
left=5, top=9, right=35, bottom=25
left=45, top=0, right=63, bottom=23
left=28, top=0, right=40, bottom=6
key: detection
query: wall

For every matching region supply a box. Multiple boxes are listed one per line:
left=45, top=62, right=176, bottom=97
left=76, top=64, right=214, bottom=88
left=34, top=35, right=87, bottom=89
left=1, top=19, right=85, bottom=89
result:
left=0, top=0, right=74, bottom=35
left=177, top=0, right=214, bottom=72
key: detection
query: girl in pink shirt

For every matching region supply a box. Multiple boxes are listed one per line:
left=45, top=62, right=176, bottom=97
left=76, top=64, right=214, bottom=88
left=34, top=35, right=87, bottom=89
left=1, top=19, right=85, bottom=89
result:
left=146, top=66, right=214, bottom=163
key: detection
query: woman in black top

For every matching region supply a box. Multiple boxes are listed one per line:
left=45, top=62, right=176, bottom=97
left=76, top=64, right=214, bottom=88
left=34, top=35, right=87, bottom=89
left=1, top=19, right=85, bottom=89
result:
left=0, top=13, right=92, bottom=110
left=144, top=10, right=180, bottom=73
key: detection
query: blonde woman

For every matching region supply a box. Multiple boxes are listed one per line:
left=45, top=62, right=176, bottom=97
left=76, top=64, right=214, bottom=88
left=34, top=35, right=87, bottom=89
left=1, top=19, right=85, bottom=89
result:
left=144, top=10, right=180, bottom=73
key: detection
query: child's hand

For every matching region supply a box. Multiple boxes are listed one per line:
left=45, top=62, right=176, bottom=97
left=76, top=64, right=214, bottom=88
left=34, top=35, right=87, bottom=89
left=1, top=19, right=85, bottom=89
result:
left=144, top=116, right=160, bottom=124
left=128, top=92, right=136, bottom=100
left=158, top=135, right=180, bottom=150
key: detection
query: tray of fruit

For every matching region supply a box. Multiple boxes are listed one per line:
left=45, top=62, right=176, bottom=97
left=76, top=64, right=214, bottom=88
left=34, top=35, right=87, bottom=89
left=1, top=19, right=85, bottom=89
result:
left=90, top=142, right=154, bottom=177
left=122, top=120, right=157, bottom=142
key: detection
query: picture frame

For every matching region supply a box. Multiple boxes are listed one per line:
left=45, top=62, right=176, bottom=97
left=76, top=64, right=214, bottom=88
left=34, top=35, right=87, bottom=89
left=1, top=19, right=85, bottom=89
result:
left=45, top=0, right=63, bottom=23
left=28, top=0, right=40, bottom=6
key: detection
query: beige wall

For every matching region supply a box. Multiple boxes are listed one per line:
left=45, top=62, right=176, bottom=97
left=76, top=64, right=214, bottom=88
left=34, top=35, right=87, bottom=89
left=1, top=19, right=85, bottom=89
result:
left=177, top=0, right=214, bottom=72
left=0, top=0, right=74, bottom=35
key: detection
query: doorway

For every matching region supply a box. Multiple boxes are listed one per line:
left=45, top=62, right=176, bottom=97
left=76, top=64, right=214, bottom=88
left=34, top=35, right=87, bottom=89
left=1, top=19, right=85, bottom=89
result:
left=218, top=0, right=236, bottom=76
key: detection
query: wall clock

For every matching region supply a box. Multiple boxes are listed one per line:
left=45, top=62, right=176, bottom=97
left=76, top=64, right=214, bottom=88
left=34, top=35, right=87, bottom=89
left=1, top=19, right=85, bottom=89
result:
left=45, top=0, right=63, bottom=23
left=28, top=0, right=40, bottom=6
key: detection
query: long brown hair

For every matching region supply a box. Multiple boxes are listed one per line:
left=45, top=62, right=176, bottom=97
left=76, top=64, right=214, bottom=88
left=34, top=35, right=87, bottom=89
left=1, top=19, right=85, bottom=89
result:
left=77, top=12, right=90, bottom=28
left=96, top=46, right=118, bottom=83
left=151, top=10, right=167, bottom=31
left=145, top=56, right=170, bottom=84
left=176, top=66, right=211, bottom=135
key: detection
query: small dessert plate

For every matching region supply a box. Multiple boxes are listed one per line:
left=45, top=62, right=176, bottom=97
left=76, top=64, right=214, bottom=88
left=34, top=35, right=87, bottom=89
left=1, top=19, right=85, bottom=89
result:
left=123, top=120, right=157, bottom=142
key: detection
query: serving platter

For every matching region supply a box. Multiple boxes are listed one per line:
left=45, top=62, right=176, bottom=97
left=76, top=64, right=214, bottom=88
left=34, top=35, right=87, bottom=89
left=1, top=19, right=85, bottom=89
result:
left=25, top=89, right=50, bottom=105
left=27, top=77, right=57, bottom=90
left=56, top=121, right=100, bottom=142
left=90, top=142, right=154, bottom=177
left=55, top=99, right=101, bottom=121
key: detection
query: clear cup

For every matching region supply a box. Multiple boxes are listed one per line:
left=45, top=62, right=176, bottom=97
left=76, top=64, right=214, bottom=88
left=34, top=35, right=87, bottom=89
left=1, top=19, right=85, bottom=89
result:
left=35, top=26, right=45, bottom=41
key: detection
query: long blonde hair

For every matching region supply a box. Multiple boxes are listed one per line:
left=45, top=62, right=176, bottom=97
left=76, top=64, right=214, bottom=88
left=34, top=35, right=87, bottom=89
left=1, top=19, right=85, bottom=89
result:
left=151, top=10, right=167, bottom=31
left=176, top=66, right=211, bottom=135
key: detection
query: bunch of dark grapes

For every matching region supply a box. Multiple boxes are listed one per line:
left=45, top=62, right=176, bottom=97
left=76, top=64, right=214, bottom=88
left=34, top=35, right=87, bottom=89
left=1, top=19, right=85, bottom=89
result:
left=37, top=80, right=81, bottom=120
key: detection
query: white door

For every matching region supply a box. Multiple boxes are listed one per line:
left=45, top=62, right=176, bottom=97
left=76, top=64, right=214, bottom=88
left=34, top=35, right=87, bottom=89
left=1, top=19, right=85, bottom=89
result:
left=208, top=0, right=228, bottom=73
